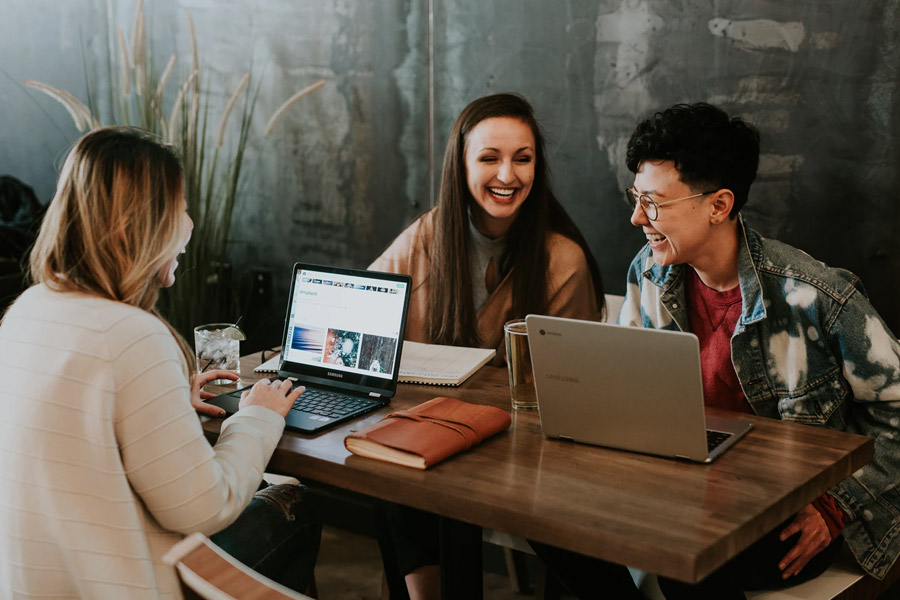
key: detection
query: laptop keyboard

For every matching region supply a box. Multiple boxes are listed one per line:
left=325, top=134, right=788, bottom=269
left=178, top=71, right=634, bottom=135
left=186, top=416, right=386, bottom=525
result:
left=228, top=379, right=380, bottom=420
left=706, top=429, right=733, bottom=453
left=292, top=387, right=380, bottom=419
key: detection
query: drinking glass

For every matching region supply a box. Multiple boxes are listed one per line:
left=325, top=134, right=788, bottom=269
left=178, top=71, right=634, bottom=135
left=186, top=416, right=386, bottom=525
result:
left=504, top=319, right=537, bottom=410
left=193, top=323, right=241, bottom=385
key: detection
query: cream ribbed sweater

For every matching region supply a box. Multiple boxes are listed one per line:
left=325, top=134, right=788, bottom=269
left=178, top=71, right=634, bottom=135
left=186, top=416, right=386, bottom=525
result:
left=0, top=285, right=285, bottom=599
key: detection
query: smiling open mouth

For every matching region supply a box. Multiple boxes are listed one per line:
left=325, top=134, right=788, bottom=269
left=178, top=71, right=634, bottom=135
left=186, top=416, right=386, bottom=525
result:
left=488, top=187, right=516, bottom=199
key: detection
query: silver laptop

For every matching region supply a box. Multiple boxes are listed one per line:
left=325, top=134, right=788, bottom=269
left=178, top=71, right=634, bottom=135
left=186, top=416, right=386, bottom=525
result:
left=525, top=315, right=752, bottom=463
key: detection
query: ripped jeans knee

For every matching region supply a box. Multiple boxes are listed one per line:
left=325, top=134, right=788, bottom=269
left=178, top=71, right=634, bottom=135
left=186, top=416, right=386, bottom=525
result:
left=254, top=483, right=310, bottom=522
left=211, top=482, right=321, bottom=594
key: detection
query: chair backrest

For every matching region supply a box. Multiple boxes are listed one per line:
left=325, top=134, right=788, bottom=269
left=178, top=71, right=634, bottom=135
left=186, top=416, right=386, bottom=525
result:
left=603, top=294, right=625, bottom=324
left=163, top=532, right=312, bottom=600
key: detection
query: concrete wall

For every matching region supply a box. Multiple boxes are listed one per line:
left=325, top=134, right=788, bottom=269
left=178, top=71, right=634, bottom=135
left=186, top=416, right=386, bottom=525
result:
left=433, top=0, right=900, bottom=331
left=3, top=0, right=900, bottom=336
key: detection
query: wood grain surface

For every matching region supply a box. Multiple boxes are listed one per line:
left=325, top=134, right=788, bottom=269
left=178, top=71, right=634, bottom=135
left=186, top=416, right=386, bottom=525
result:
left=201, top=354, right=873, bottom=583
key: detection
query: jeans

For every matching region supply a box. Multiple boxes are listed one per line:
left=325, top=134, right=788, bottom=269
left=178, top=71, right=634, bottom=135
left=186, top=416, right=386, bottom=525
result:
left=211, top=483, right=322, bottom=594
left=530, top=515, right=844, bottom=600
left=657, top=526, right=843, bottom=600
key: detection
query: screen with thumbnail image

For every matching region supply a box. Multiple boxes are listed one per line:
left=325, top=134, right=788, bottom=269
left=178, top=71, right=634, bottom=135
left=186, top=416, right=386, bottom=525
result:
left=284, top=268, right=407, bottom=379
left=358, top=334, right=398, bottom=374
left=323, top=329, right=360, bottom=367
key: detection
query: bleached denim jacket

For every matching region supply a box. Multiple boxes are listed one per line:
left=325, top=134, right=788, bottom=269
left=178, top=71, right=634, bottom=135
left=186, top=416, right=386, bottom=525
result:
left=619, top=220, right=900, bottom=579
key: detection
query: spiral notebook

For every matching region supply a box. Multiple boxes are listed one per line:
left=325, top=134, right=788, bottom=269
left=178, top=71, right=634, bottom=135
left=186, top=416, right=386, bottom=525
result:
left=256, top=341, right=495, bottom=386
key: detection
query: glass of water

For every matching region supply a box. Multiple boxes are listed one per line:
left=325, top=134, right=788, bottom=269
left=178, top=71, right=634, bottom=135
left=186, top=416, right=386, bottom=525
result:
left=504, top=319, right=537, bottom=410
left=193, top=323, right=242, bottom=385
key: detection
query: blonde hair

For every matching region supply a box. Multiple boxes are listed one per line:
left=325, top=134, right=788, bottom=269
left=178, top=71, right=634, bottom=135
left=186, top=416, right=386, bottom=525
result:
left=29, top=126, right=195, bottom=372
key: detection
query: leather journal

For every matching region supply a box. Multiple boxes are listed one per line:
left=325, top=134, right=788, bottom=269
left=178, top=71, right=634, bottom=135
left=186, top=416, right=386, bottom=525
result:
left=344, top=396, right=511, bottom=469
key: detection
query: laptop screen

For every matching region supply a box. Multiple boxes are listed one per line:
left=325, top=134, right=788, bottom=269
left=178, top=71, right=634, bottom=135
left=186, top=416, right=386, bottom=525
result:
left=279, top=264, right=411, bottom=395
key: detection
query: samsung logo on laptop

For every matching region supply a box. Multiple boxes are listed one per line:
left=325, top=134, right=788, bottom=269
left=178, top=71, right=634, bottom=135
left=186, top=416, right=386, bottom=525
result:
left=546, top=373, right=579, bottom=384
left=327, top=371, right=344, bottom=379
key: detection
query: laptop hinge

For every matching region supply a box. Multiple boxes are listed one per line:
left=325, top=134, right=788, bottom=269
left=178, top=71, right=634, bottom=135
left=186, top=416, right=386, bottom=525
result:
left=558, top=435, right=574, bottom=442
left=369, top=392, right=381, bottom=398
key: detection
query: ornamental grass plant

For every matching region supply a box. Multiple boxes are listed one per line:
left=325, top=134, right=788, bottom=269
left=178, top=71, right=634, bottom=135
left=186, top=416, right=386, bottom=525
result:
left=26, top=0, right=323, bottom=339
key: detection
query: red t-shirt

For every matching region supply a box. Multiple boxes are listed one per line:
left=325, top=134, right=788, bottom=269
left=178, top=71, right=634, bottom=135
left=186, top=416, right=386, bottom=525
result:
left=684, top=268, right=751, bottom=414
left=684, top=267, right=846, bottom=537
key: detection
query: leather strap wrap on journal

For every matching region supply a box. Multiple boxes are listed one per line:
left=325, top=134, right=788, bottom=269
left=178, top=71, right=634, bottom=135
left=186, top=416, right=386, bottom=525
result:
left=344, top=397, right=511, bottom=468
left=383, top=412, right=481, bottom=449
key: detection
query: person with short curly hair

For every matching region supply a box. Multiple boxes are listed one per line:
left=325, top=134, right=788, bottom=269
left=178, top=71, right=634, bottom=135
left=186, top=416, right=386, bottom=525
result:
left=532, top=103, right=900, bottom=599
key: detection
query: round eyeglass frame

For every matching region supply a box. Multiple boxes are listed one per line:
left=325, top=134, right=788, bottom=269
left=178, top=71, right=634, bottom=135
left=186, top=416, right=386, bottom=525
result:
left=624, top=189, right=717, bottom=221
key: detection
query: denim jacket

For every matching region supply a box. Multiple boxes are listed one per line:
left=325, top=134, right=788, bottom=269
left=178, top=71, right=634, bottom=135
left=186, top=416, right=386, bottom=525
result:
left=619, top=220, right=900, bottom=579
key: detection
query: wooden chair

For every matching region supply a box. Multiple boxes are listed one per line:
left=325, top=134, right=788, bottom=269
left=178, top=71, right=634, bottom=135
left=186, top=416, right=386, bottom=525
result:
left=163, top=532, right=314, bottom=600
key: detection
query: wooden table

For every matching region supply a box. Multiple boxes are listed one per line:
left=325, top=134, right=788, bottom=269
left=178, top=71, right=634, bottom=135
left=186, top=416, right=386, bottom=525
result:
left=202, top=354, right=873, bottom=594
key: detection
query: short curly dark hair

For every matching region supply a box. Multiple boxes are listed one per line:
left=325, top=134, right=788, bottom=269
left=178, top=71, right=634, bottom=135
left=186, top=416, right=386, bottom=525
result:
left=625, top=103, right=760, bottom=217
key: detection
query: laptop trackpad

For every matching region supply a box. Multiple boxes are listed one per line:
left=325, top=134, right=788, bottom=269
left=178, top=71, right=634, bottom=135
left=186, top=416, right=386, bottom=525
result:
left=206, top=389, right=243, bottom=414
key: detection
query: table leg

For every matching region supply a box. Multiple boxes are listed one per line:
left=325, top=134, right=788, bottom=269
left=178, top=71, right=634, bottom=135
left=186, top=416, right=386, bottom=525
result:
left=439, top=516, right=482, bottom=599
left=372, top=502, right=411, bottom=600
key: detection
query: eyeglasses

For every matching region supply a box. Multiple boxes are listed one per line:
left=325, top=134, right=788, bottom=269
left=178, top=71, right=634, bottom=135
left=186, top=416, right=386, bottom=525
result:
left=624, top=188, right=716, bottom=221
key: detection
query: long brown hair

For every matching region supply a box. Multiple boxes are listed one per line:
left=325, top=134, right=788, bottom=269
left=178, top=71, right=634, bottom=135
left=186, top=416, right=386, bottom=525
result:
left=427, top=93, right=604, bottom=346
left=29, top=126, right=195, bottom=372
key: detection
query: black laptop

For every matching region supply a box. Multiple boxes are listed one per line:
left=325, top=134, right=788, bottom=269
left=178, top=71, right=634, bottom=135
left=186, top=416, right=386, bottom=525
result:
left=207, top=263, right=412, bottom=433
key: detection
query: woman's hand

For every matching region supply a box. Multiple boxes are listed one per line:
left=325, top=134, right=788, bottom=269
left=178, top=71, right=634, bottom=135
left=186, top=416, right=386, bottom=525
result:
left=778, top=503, right=832, bottom=579
left=190, top=370, right=238, bottom=417
left=239, top=378, right=305, bottom=418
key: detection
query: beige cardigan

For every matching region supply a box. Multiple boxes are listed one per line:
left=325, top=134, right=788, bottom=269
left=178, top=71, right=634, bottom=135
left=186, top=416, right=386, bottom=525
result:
left=369, top=210, right=602, bottom=363
left=0, top=285, right=285, bottom=599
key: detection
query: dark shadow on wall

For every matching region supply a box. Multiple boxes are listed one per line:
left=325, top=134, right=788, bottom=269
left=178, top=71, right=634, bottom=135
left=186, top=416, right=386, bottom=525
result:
left=0, top=176, right=44, bottom=315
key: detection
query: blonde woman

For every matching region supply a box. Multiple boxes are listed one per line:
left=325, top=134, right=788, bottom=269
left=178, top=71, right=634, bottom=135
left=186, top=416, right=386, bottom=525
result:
left=0, top=127, right=319, bottom=598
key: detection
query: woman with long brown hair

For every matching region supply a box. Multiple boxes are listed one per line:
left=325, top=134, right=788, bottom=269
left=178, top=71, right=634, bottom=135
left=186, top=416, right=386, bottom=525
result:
left=0, top=127, right=319, bottom=598
left=370, top=93, right=604, bottom=598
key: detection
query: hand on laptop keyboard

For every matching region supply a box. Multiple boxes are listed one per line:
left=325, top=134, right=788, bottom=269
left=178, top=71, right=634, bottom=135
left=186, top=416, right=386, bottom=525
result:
left=239, top=378, right=306, bottom=418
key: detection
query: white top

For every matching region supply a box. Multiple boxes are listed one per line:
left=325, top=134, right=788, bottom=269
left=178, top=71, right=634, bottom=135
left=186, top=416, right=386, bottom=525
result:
left=0, top=285, right=285, bottom=599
